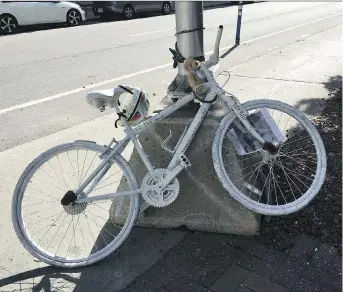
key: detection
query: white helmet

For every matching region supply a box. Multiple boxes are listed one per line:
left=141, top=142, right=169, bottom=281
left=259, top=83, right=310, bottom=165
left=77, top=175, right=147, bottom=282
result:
left=117, top=85, right=150, bottom=127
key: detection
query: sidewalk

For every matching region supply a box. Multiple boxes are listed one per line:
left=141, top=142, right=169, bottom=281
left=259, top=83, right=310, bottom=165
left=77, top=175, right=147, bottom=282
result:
left=0, top=20, right=341, bottom=292
left=123, top=232, right=341, bottom=292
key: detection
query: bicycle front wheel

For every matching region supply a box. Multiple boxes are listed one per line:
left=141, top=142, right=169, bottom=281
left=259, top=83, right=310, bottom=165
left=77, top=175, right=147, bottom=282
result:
left=12, top=140, right=140, bottom=268
left=212, top=99, right=327, bottom=216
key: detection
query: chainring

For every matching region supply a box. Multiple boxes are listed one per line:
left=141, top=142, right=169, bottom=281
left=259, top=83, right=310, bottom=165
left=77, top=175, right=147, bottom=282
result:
left=141, top=168, right=180, bottom=208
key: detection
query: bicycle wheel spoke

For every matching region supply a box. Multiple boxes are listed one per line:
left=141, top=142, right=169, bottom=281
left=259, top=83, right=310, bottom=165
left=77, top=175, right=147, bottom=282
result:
left=29, top=210, right=64, bottom=226
left=48, top=160, right=66, bottom=190
left=67, top=151, right=78, bottom=184
left=271, top=164, right=279, bottom=205
left=66, top=215, right=80, bottom=258
left=28, top=204, right=59, bottom=216
left=258, top=163, right=273, bottom=203
left=38, top=167, right=65, bottom=190
left=283, top=114, right=292, bottom=133
left=22, top=200, right=57, bottom=207
left=83, top=212, right=98, bottom=252
left=56, top=155, right=68, bottom=189
left=95, top=168, right=122, bottom=189
left=240, top=160, right=264, bottom=193
left=80, top=152, right=98, bottom=186
left=235, top=161, right=264, bottom=187
left=85, top=211, right=109, bottom=245
left=93, top=179, right=121, bottom=192
left=33, top=211, right=64, bottom=238
left=278, top=152, right=316, bottom=174
left=55, top=216, right=74, bottom=255
left=30, top=174, right=65, bottom=192
left=88, top=209, right=122, bottom=231
left=42, top=213, right=68, bottom=248
left=276, top=160, right=301, bottom=198
left=79, top=151, right=89, bottom=187
left=270, top=165, right=288, bottom=204
left=227, top=160, right=262, bottom=175
left=276, top=159, right=298, bottom=200
left=76, top=150, right=81, bottom=187
left=26, top=184, right=60, bottom=201
left=274, top=159, right=311, bottom=189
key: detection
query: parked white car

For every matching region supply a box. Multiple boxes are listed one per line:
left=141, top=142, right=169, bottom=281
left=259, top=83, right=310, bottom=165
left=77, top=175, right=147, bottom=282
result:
left=0, top=1, right=86, bottom=34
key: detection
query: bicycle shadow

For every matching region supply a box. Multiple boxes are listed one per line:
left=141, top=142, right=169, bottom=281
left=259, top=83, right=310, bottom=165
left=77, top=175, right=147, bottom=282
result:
left=0, top=225, right=185, bottom=292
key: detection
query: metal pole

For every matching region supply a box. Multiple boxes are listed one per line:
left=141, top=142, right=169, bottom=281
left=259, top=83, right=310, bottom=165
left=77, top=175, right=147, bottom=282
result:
left=167, top=1, right=204, bottom=100
left=235, top=2, right=243, bottom=45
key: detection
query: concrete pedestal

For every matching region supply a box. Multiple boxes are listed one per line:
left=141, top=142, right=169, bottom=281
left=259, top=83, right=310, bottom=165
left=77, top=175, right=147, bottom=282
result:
left=111, top=100, right=260, bottom=235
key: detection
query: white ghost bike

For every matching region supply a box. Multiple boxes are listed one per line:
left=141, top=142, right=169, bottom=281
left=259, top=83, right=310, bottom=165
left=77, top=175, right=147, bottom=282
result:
left=12, top=25, right=327, bottom=268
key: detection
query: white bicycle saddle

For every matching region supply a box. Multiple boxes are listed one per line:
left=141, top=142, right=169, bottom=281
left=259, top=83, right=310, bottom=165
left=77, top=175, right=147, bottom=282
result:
left=86, top=85, right=134, bottom=110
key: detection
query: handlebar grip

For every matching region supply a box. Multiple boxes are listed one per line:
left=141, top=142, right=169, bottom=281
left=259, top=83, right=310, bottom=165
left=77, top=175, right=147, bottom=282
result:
left=214, top=25, right=223, bottom=55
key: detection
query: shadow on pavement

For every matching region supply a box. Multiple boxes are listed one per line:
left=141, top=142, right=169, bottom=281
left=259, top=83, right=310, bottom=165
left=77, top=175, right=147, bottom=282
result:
left=293, top=75, right=342, bottom=116
left=0, top=227, right=185, bottom=292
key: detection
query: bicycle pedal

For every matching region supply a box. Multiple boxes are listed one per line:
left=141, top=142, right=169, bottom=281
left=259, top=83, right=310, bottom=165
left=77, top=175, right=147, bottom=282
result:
left=179, top=154, right=191, bottom=168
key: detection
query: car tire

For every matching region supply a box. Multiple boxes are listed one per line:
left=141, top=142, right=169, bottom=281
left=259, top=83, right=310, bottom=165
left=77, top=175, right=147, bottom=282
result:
left=66, top=9, right=82, bottom=26
left=161, top=2, right=171, bottom=15
left=0, top=14, right=18, bottom=35
left=123, top=4, right=135, bottom=20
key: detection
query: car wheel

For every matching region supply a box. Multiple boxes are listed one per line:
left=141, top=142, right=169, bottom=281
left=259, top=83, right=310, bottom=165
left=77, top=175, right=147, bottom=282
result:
left=66, top=9, right=82, bottom=26
left=123, top=5, right=135, bottom=20
left=0, top=14, right=18, bottom=35
left=161, top=2, right=171, bottom=15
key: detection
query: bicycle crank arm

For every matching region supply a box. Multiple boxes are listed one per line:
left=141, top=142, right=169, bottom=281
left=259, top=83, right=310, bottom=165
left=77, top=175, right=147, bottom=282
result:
left=75, top=189, right=141, bottom=204
left=158, top=163, right=184, bottom=190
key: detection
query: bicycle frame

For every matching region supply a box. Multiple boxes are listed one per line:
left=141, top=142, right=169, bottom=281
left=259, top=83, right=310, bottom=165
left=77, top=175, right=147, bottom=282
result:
left=75, top=87, right=267, bottom=205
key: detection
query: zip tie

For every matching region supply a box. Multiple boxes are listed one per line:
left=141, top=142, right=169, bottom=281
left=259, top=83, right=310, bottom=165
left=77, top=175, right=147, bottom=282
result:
left=175, top=27, right=205, bottom=36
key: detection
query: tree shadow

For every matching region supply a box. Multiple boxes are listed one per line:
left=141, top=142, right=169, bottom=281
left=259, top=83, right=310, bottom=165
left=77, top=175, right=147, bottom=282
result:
left=293, top=75, right=342, bottom=117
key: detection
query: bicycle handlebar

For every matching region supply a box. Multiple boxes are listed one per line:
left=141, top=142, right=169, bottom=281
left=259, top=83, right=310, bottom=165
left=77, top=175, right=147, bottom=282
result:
left=213, top=25, right=223, bottom=58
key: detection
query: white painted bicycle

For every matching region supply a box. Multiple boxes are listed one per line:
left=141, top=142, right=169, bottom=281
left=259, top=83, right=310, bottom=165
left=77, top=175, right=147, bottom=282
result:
left=12, top=25, right=327, bottom=268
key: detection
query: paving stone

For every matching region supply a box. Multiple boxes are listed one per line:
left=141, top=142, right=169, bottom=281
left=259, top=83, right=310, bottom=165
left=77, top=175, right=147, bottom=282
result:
left=235, top=285, right=254, bottom=292
left=302, top=264, right=342, bottom=291
left=187, top=231, right=230, bottom=250
left=163, top=275, right=211, bottom=292
left=192, top=267, right=223, bottom=288
left=173, top=237, right=245, bottom=277
left=263, top=249, right=288, bottom=266
left=242, top=273, right=290, bottom=292
left=212, top=264, right=250, bottom=292
left=123, top=279, right=170, bottom=292
left=272, top=257, right=307, bottom=289
left=310, top=243, right=338, bottom=270
left=144, top=251, right=200, bottom=285
left=289, top=234, right=320, bottom=262
left=226, top=235, right=268, bottom=258
left=290, top=277, right=321, bottom=292
left=331, top=254, right=342, bottom=273
left=235, top=253, right=279, bottom=279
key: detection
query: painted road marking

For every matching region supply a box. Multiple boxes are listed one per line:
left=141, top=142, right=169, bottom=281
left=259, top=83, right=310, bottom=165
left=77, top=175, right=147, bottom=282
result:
left=0, top=12, right=340, bottom=116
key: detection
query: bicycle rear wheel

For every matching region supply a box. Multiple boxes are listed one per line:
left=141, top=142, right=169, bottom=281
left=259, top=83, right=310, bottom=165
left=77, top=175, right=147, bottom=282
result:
left=212, top=99, right=327, bottom=216
left=12, top=140, right=140, bottom=268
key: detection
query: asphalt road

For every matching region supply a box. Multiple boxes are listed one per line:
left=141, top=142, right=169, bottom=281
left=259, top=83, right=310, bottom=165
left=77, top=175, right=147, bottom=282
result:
left=0, top=1, right=341, bottom=152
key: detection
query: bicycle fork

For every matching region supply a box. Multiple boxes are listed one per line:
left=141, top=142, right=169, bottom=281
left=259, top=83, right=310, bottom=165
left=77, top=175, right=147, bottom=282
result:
left=221, top=93, right=279, bottom=155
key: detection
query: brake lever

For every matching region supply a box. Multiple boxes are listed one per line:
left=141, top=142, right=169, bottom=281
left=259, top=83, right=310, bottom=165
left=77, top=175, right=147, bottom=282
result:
left=169, top=48, right=185, bottom=68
